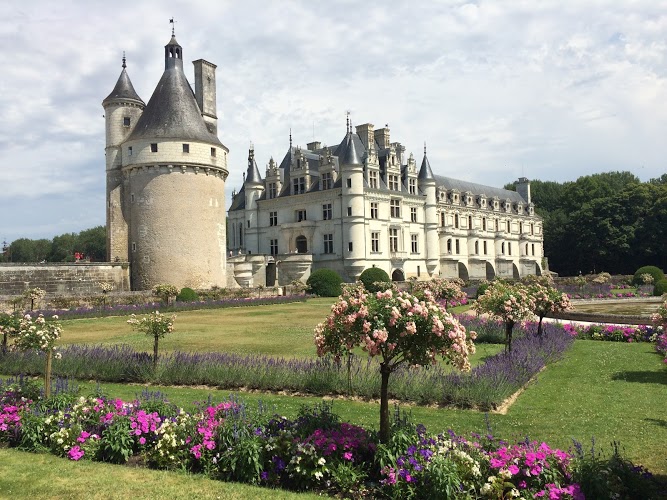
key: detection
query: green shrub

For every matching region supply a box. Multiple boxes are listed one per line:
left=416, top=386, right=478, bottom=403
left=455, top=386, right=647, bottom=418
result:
left=653, top=279, right=667, bottom=296
left=306, top=269, right=342, bottom=297
left=358, top=268, right=390, bottom=293
left=631, top=266, right=664, bottom=286
left=176, top=287, right=199, bottom=302
left=476, top=282, right=490, bottom=298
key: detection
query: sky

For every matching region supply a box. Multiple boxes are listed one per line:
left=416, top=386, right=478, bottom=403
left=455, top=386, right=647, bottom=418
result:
left=1, top=0, right=666, bottom=244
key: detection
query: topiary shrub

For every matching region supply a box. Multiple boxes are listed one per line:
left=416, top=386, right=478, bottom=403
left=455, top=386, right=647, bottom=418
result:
left=307, top=269, right=343, bottom=297
left=176, top=287, right=199, bottom=302
left=632, top=266, right=665, bottom=286
left=359, top=268, right=391, bottom=293
left=654, top=279, right=667, bottom=297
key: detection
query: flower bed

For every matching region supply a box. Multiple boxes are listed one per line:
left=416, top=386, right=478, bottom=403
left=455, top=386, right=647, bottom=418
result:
left=562, top=323, right=660, bottom=343
left=0, top=381, right=658, bottom=499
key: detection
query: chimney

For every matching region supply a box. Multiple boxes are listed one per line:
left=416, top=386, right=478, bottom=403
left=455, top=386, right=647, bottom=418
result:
left=374, top=126, right=390, bottom=149
left=193, top=59, right=218, bottom=135
left=355, top=123, right=374, bottom=149
left=516, top=177, right=531, bottom=204
left=306, top=141, right=321, bottom=151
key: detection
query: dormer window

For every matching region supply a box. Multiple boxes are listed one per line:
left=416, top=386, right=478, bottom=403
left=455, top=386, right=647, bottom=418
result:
left=321, top=172, right=333, bottom=190
left=388, top=174, right=399, bottom=191
left=408, top=178, right=417, bottom=195
left=369, top=170, right=379, bottom=189
left=293, top=177, right=306, bottom=195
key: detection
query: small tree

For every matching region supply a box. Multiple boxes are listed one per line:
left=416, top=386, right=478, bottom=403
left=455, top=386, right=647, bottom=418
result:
left=290, top=279, right=307, bottom=295
left=527, top=282, right=572, bottom=336
left=0, top=312, right=20, bottom=353
left=12, top=313, right=62, bottom=398
left=97, top=281, right=114, bottom=308
left=314, top=284, right=476, bottom=442
left=152, top=284, right=180, bottom=304
left=415, top=278, right=466, bottom=310
left=474, top=281, right=534, bottom=353
left=23, top=287, right=46, bottom=311
left=127, top=311, right=176, bottom=369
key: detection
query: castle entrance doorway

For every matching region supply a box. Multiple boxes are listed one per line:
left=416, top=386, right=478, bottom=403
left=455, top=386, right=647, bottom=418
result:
left=266, top=262, right=276, bottom=286
left=295, top=236, right=308, bottom=253
left=391, top=269, right=405, bottom=282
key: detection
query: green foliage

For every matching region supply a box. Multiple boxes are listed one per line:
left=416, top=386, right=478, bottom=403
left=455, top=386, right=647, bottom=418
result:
left=653, top=279, right=667, bottom=296
left=176, top=287, right=200, bottom=302
left=476, top=282, right=490, bottom=298
left=5, top=226, right=107, bottom=263
left=632, top=266, right=665, bottom=286
left=358, top=268, right=390, bottom=293
left=306, top=269, right=342, bottom=297
left=98, top=418, right=133, bottom=464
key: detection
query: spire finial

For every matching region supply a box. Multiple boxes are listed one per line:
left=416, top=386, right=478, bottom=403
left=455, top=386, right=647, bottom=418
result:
left=346, top=111, right=350, bottom=133
left=169, top=17, right=176, bottom=37
left=289, top=128, right=293, bottom=148
left=122, top=51, right=126, bottom=69
left=424, top=141, right=427, bottom=155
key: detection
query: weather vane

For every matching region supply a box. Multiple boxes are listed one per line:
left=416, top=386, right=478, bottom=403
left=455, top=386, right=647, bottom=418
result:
left=169, top=17, right=176, bottom=36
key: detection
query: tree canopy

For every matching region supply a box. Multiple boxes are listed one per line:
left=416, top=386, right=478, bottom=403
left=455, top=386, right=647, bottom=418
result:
left=1, top=226, right=106, bottom=263
left=506, top=171, right=667, bottom=275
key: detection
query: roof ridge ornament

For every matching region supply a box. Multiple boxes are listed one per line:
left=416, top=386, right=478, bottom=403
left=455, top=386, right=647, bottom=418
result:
left=122, top=51, right=126, bottom=69
left=169, top=17, right=176, bottom=37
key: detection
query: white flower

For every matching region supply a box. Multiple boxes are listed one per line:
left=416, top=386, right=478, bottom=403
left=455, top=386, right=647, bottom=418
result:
left=314, top=471, right=323, bottom=480
left=317, top=457, right=326, bottom=466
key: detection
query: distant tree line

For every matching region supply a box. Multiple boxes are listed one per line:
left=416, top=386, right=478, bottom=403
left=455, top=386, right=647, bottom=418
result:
left=506, top=172, right=667, bottom=276
left=0, top=226, right=106, bottom=263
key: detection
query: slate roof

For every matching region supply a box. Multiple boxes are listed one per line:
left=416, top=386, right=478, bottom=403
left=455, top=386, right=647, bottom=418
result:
left=103, top=67, right=145, bottom=107
left=126, top=38, right=223, bottom=147
left=245, top=149, right=262, bottom=184
left=418, top=153, right=435, bottom=181
left=433, top=175, right=527, bottom=203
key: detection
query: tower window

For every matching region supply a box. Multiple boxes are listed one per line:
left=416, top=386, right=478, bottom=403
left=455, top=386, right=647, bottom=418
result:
left=128, top=146, right=133, bottom=156
left=346, top=178, right=352, bottom=188
left=150, top=143, right=158, bottom=153
left=123, top=117, right=130, bottom=127
left=347, top=206, right=352, bottom=216
left=183, top=144, right=190, bottom=153
left=211, top=148, right=216, bottom=157
left=131, top=242, right=136, bottom=252
left=348, top=242, right=353, bottom=252
left=323, top=234, right=334, bottom=254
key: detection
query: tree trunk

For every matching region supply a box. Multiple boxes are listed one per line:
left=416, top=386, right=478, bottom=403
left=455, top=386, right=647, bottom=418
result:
left=153, top=336, right=159, bottom=370
left=537, top=315, right=544, bottom=337
left=44, top=350, right=52, bottom=399
left=346, top=353, right=353, bottom=395
left=505, top=320, right=515, bottom=353
left=1, top=332, right=6, bottom=354
left=379, top=363, right=391, bottom=443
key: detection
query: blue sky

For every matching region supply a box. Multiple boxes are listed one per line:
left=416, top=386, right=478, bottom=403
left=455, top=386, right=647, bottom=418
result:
left=1, top=0, right=666, bottom=244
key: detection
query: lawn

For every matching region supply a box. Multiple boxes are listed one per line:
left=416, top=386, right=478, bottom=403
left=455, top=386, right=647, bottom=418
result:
left=2, top=298, right=665, bottom=495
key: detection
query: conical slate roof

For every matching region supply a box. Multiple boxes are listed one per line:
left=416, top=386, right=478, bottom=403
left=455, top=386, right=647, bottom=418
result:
left=126, top=60, right=222, bottom=146
left=418, top=152, right=435, bottom=181
left=336, top=131, right=364, bottom=166
left=245, top=148, right=262, bottom=184
left=103, top=66, right=144, bottom=107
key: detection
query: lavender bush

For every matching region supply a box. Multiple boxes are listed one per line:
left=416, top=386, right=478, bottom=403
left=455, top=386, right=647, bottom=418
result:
left=0, top=325, right=574, bottom=410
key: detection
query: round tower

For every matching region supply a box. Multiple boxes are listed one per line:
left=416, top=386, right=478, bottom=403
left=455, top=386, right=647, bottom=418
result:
left=339, top=118, right=366, bottom=281
left=121, top=34, right=229, bottom=290
left=418, top=144, right=439, bottom=277
left=243, top=145, right=265, bottom=254
left=102, top=54, right=145, bottom=263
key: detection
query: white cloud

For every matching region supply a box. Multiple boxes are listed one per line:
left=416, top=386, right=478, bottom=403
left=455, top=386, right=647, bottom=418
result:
left=1, top=0, right=666, bottom=243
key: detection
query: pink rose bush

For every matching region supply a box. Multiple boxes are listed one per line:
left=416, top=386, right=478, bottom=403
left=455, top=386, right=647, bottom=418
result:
left=314, top=284, right=475, bottom=442
left=651, top=300, right=667, bottom=364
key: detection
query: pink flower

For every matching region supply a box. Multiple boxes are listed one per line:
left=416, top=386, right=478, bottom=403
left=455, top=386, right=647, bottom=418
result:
left=68, top=446, right=85, bottom=461
left=508, top=464, right=520, bottom=475
left=343, top=452, right=353, bottom=461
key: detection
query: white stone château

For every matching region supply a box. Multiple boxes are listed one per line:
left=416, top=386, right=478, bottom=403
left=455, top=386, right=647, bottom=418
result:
left=228, top=119, right=544, bottom=284
left=103, top=34, right=229, bottom=290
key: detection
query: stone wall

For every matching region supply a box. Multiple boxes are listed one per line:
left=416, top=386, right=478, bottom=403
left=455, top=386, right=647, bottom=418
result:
left=0, top=263, right=130, bottom=296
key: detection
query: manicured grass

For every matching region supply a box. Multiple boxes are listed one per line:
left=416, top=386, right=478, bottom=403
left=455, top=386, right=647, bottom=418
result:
left=0, top=448, right=319, bottom=499
left=58, top=298, right=336, bottom=358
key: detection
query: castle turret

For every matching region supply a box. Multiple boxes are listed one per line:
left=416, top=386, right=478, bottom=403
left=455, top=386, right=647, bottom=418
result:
left=338, top=117, right=366, bottom=281
left=116, top=32, right=229, bottom=290
left=243, top=145, right=264, bottom=254
left=102, top=54, right=145, bottom=263
left=418, top=144, right=439, bottom=276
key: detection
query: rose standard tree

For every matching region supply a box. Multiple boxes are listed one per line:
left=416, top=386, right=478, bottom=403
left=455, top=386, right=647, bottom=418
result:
left=127, top=311, right=176, bottom=369
left=526, top=280, right=572, bottom=337
left=474, top=281, right=535, bottom=353
left=11, top=313, right=63, bottom=398
left=314, top=284, right=476, bottom=443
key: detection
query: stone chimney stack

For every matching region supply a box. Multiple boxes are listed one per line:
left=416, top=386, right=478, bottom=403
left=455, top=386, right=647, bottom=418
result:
left=516, top=177, right=531, bottom=204
left=374, top=126, right=390, bottom=149
left=355, top=123, right=375, bottom=149
left=193, top=59, right=218, bottom=135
